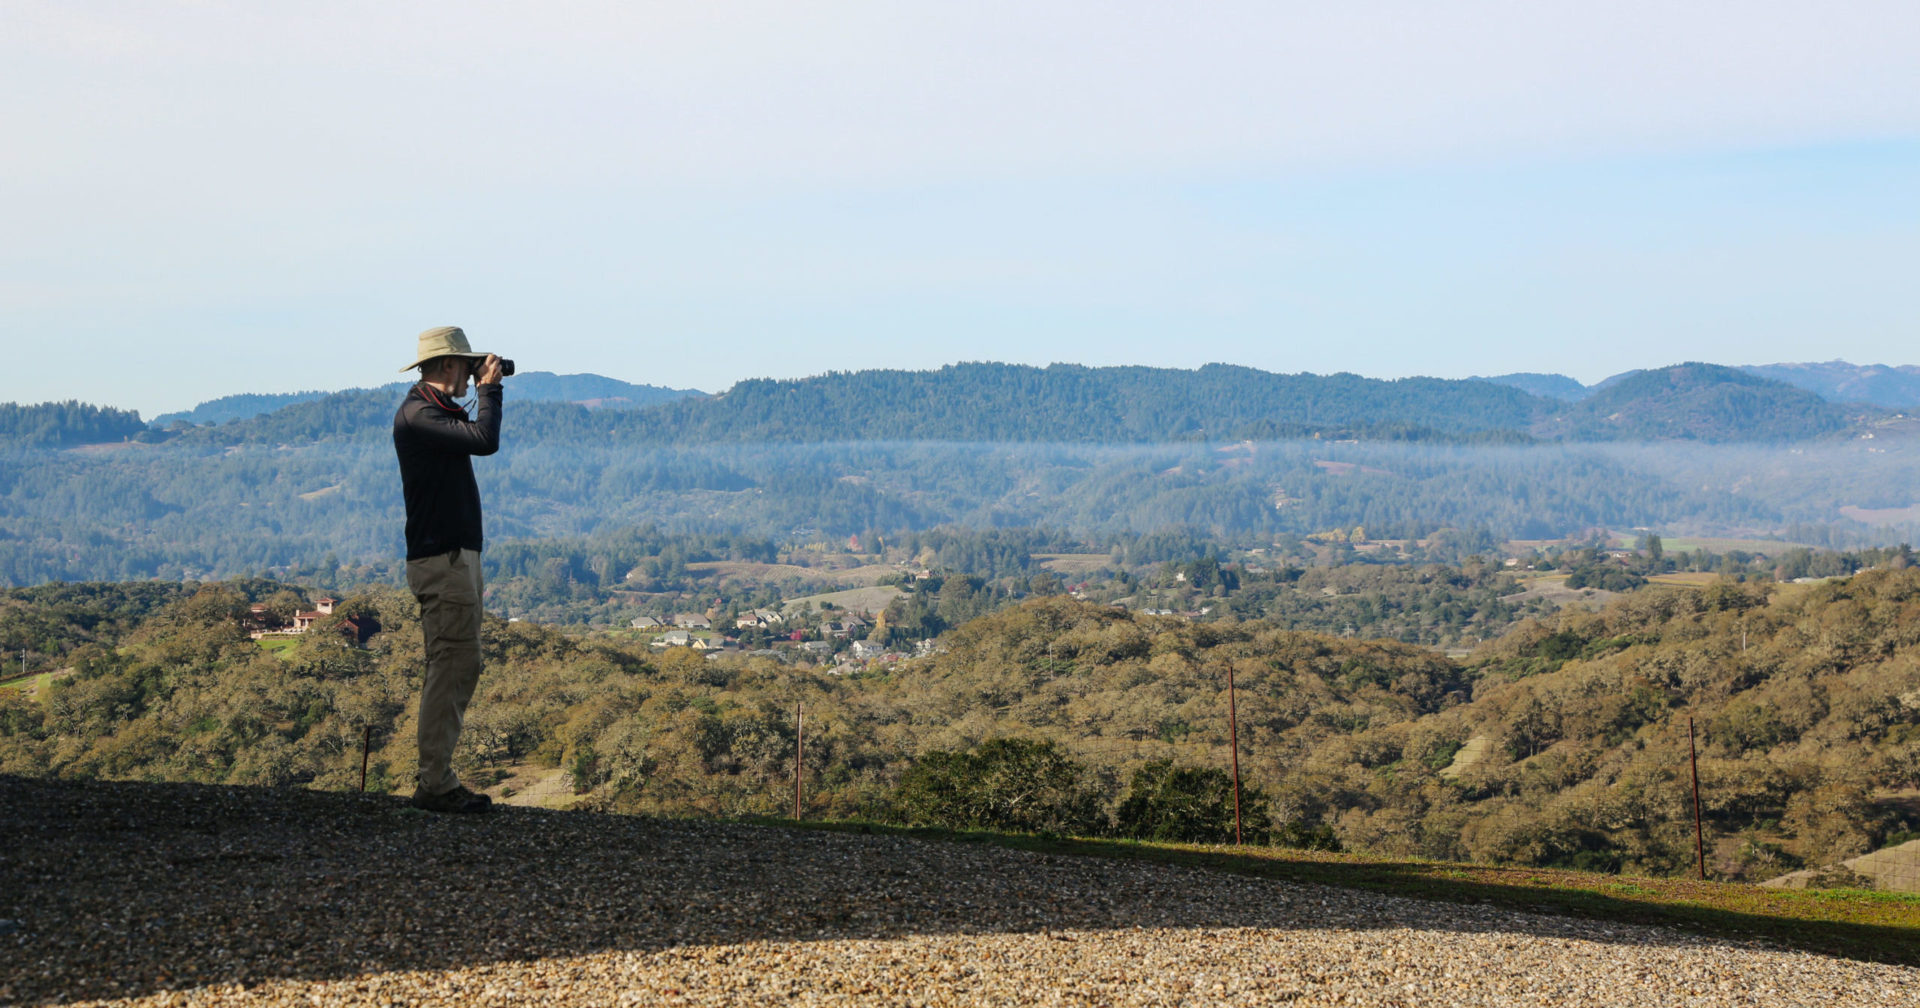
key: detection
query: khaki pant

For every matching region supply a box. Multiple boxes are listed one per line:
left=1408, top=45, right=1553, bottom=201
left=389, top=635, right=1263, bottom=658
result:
left=407, top=548, right=484, bottom=796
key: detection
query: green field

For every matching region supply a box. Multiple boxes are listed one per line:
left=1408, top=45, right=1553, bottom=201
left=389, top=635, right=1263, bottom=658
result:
left=0, top=671, right=62, bottom=702
left=1614, top=533, right=1821, bottom=554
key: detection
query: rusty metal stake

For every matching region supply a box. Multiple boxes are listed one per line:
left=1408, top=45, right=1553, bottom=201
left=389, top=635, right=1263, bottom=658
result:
left=794, top=702, right=805, bottom=820
left=1689, top=716, right=1706, bottom=880
left=1228, top=664, right=1243, bottom=846
left=360, top=724, right=372, bottom=793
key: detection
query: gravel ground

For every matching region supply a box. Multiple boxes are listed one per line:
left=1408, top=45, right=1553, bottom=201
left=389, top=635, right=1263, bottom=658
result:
left=2, top=776, right=1913, bottom=1007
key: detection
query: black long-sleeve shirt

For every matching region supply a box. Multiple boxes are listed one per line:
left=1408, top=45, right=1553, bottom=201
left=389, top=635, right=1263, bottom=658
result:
left=393, top=382, right=501, bottom=560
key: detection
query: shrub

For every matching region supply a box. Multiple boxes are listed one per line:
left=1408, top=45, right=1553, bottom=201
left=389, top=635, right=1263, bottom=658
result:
left=1276, top=819, right=1342, bottom=852
left=1114, top=759, right=1270, bottom=844
left=891, top=738, right=1100, bottom=834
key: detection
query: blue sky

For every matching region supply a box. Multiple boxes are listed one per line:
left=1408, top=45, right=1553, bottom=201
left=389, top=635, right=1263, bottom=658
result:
left=3, top=2, right=1916, bottom=418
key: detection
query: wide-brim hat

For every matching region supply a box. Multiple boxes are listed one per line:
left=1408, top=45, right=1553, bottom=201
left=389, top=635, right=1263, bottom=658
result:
left=402, top=325, right=489, bottom=372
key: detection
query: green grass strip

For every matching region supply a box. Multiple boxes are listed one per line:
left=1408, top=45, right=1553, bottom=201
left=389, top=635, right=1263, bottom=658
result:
left=750, top=817, right=1920, bottom=967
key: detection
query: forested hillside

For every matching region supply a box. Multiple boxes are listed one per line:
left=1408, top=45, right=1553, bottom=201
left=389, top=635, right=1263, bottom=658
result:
left=1458, top=361, right=1920, bottom=410
left=133, top=361, right=1882, bottom=447
left=148, top=373, right=703, bottom=428
left=636, top=363, right=1555, bottom=443
left=5, top=570, right=1916, bottom=882
left=4, top=361, right=1917, bottom=586
left=1541, top=363, right=1856, bottom=442
left=0, top=402, right=146, bottom=447
left=1474, top=372, right=1591, bottom=401
left=12, top=430, right=1915, bottom=587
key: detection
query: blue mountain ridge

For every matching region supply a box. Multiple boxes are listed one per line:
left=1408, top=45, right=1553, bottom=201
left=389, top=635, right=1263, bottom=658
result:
left=1479, top=361, right=1920, bottom=410
left=150, top=373, right=705, bottom=427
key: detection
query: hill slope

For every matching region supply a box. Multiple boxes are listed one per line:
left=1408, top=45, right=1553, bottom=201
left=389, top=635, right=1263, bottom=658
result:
left=150, top=372, right=703, bottom=427
left=1540, top=362, right=1860, bottom=441
left=627, top=362, right=1557, bottom=443
left=6, top=571, right=1918, bottom=884
left=9, top=360, right=1920, bottom=585
left=0, top=401, right=147, bottom=446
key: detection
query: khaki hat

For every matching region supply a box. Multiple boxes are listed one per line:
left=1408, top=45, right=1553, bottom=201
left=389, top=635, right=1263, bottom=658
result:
left=401, top=325, right=488, bottom=372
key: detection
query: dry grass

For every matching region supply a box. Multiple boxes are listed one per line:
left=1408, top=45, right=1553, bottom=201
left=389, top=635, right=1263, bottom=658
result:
left=684, top=560, right=899, bottom=587
left=1437, top=734, right=1495, bottom=778
left=64, top=440, right=152, bottom=456
left=489, top=763, right=588, bottom=810
left=1647, top=572, right=1721, bottom=587
left=1502, top=573, right=1617, bottom=608
left=1839, top=504, right=1920, bottom=524
left=1648, top=535, right=1820, bottom=554
left=784, top=586, right=907, bottom=614
left=1034, top=553, right=1113, bottom=575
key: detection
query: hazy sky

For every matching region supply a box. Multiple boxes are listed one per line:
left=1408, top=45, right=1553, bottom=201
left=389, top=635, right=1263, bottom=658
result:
left=4, top=2, right=1916, bottom=418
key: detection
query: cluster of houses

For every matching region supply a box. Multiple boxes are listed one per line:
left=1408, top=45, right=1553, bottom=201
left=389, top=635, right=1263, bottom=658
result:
left=630, top=606, right=927, bottom=667
left=235, top=590, right=918, bottom=664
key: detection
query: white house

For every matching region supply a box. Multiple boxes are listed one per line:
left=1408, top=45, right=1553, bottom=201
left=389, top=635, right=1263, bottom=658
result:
left=734, top=609, right=784, bottom=630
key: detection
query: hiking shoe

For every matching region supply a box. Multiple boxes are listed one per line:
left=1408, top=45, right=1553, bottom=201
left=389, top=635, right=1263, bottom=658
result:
left=411, top=784, right=493, bottom=814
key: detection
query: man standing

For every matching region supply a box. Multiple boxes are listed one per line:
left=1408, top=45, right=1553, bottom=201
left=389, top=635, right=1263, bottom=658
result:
left=394, top=325, right=505, bottom=813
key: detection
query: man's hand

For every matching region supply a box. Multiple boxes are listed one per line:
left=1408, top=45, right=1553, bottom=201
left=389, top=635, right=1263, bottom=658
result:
left=475, top=354, right=505, bottom=385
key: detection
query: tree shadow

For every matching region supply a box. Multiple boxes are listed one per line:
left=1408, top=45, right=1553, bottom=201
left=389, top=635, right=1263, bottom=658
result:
left=1, top=776, right=1910, bottom=1006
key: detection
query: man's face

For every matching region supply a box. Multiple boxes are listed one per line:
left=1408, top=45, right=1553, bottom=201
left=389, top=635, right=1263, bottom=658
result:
left=427, top=357, right=475, bottom=395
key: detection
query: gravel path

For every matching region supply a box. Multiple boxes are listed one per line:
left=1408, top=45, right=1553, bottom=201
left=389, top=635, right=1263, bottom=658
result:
left=2, top=776, right=1912, bottom=1007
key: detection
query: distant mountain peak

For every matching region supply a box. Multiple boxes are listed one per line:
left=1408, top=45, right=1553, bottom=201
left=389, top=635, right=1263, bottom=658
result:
left=1472, top=372, right=1589, bottom=401
left=1739, top=361, right=1920, bottom=409
left=1476, top=361, right=1920, bottom=412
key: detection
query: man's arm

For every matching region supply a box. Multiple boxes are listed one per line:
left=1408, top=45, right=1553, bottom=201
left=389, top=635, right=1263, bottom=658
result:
left=398, top=354, right=506, bottom=456
left=407, top=386, right=500, bottom=456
